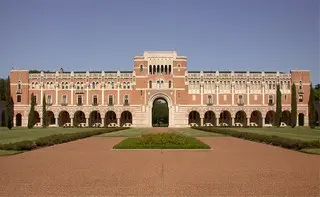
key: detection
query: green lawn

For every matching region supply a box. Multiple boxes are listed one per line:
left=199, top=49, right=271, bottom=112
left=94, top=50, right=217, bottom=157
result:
left=113, top=133, right=211, bottom=149
left=229, top=127, right=320, bottom=142
left=300, top=148, right=320, bottom=154
left=0, top=150, right=23, bottom=156
left=0, top=127, right=104, bottom=144
left=98, top=127, right=224, bottom=137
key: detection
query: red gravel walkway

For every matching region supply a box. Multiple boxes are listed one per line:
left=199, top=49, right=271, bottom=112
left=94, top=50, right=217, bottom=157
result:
left=0, top=137, right=319, bottom=197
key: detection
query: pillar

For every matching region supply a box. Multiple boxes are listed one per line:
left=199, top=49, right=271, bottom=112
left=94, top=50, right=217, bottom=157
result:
left=55, top=86, right=58, bottom=105
left=216, top=117, right=219, bottom=126
left=231, top=84, right=234, bottom=105
left=262, top=117, right=265, bottom=127
left=102, top=85, right=105, bottom=105
left=247, top=118, right=250, bottom=126
left=247, top=84, right=250, bottom=105
left=101, top=117, right=105, bottom=127
left=200, top=118, right=204, bottom=126
left=86, top=86, right=89, bottom=105
left=216, top=84, right=219, bottom=105
left=231, top=117, right=235, bottom=127
left=117, top=118, right=120, bottom=127
left=304, top=115, right=309, bottom=127
left=86, top=118, right=89, bottom=127
left=55, top=118, right=58, bottom=127
left=296, top=116, right=299, bottom=126
left=71, top=118, right=74, bottom=127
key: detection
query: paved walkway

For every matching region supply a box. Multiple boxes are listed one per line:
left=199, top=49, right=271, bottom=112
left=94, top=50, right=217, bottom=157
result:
left=0, top=136, right=319, bottom=197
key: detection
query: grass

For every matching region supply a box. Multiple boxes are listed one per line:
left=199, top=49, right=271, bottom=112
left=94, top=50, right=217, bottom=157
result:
left=229, top=127, right=320, bottom=142
left=0, top=127, right=104, bottom=144
left=0, top=150, right=23, bottom=156
left=300, top=148, right=320, bottom=154
left=113, top=133, right=211, bottom=149
left=98, top=127, right=224, bottom=137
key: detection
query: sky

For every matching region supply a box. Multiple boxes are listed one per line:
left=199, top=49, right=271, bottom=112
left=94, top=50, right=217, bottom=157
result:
left=0, top=0, right=319, bottom=83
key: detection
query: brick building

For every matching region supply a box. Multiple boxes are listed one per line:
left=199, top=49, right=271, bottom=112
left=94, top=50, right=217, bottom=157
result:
left=9, top=51, right=311, bottom=127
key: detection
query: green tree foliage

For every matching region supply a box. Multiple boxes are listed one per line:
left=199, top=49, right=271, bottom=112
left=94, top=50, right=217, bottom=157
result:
left=42, top=94, right=46, bottom=128
left=275, top=84, right=282, bottom=127
left=28, top=93, right=36, bottom=129
left=152, top=99, right=169, bottom=126
left=308, top=84, right=316, bottom=129
left=5, top=77, right=13, bottom=129
left=0, top=78, right=7, bottom=101
left=290, top=84, right=297, bottom=128
left=314, top=84, right=320, bottom=101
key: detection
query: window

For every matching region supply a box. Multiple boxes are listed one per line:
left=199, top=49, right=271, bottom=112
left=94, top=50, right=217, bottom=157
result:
left=62, top=95, right=67, bottom=104
left=140, top=90, right=143, bottom=96
left=77, top=95, right=82, bottom=105
left=284, top=95, right=287, bottom=100
left=140, top=65, right=143, bottom=72
left=123, top=82, right=126, bottom=89
left=93, top=95, right=98, bottom=105
left=149, top=81, right=152, bottom=89
left=268, top=95, right=274, bottom=105
left=111, top=82, right=114, bottom=89
left=254, top=95, right=257, bottom=101
left=17, top=95, right=21, bottom=103
left=208, top=95, right=212, bottom=104
left=92, top=82, right=96, bottom=89
left=47, top=95, right=52, bottom=104
left=124, top=95, right=129, bottom=105
left=18, top=81, right=21, bottom=90
left=127, top=82, right=130, bottom=89
left=299, top=95, right=303, bottom=102
left=287, top=81, right=290, bottom=89
left=299, top=81, right=302, bottom=90
left=238, top=95, right=243, bottom=104
left=169, top=81, right=172, bottom=88
left=108, top=95, right=113, bottom=105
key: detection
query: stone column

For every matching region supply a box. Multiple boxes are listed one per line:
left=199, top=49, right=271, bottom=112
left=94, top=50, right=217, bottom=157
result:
left=71, top=118, right=74, bottom=127
left=55, top=117, right=59, bottom=127
left=296, top=116, right=299, bottom=126
left=86, top=118, right=89, bottom=127
left=304, top=115, right=309, bottom=127
left=262, top=117, right=265, bottom=127
left=101, top=117, right=105, bottom=127
left=200, top=118, right=204, bottom=126
left=247, top=117, right=250, bottom=126
left=231, top=117, right=235, bottom=127
left=117, top=118, right=120, bottom=127
left=216, top=117, right=219, bottom=126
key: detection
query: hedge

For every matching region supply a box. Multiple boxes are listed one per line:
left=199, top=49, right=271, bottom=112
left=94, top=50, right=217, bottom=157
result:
left=192, top=127, right=320, bottom=150
left=0, top=127, right=128, bottom=151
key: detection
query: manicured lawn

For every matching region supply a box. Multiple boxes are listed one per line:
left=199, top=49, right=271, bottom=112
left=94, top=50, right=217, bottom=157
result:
left=113, top=133, right=211, bottom=149
left=229, top=127, right=320, bottom=142
left=300, top=148, right=320, bottom=154
left=0, top=127, right=104, bottom=144
left=98, top=128, right=224, bottom=137
left=0, top=150, right=23, bottom=156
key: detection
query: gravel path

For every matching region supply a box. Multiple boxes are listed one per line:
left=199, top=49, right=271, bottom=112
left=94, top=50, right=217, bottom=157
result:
left=0, top=136, right=319, bottom=197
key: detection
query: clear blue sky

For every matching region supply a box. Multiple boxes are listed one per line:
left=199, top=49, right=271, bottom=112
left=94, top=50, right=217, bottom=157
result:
left=1, top=0, right=319, bottom=83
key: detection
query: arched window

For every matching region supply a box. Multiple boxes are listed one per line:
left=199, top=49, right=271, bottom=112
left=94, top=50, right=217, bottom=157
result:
left=18, top=81, right=21, bottom=90
left=65, top=82, right=68, bottom=89
left=168, top=65, right=172, bottom=74
left=140, top=65, right=143, bottom=72
left=92, top=82, right=96, bottom=89
left=149, top=81, right=152, bottom=89
left=127, top=82, right=130, bottom=89
left=149, top=65, right=152, bottom=74
left=123, top=82, right=126, bottom=89
left=169, top=81, right=172, bottom=88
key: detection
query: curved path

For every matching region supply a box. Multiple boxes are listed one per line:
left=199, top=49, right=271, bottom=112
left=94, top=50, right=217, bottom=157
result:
left=0, top=135, right=319, bottom=196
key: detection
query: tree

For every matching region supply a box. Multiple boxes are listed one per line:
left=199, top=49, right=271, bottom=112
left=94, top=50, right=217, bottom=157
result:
left=28, top=93, right=36, bottom=129
left=42, top=93, right=47, bottom=128
left=5, top=77, right=13, bottom=129
left=308, top=84, right=316, bottom=129
left=290, top=84, right=297, bottom=128
left=275, top=84, right=282, bottom=127
left=314, top=84, right=320, bottom=101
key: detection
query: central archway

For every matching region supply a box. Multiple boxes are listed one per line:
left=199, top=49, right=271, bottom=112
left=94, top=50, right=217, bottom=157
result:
left=152, top=97, right=169, bottom=127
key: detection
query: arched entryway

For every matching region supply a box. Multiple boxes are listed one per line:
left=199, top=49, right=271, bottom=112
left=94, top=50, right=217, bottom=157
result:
left=281, top=110, right=291, bottom=126
left=265, top=110, right=276, bottom=126
left=74, top=111, right=86, bottom=127
left=16, top=113, right=22, bottom=126
left=89, top=111, right=101, bottom=127
left=120, top=111, right=132, bottom=127
left=204, top=111, right=216, bottom=126
left=152, top=98, right=169, bottom=127
left=250, top=110, right=262, bottom=126
left=105, top=111, right=117, bottom=127
left=58, top=111, right=70, bottom=126
left=188, top=111, right=200, bottom=126
left=34, top=111, right=41, bottom=124
left=219, top=110, right=231, bottom=126
left=298, top=113, right=304, bottom=126
left=45, top=111, right=55, bottom=126
left=235, top=111, right=246, bottom=126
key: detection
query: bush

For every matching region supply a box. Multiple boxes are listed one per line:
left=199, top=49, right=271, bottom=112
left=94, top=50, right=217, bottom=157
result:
left=192, top=127, right=320, bottom=150
left=113, top=132, right=210, bottom=149
left=0, top=127, right=128, bottom=151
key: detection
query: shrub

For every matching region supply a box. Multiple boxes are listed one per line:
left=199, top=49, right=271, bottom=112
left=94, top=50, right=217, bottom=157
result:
left=0, top=127, right=128, bottom=151
left=192, top=127, right=320, bottom=150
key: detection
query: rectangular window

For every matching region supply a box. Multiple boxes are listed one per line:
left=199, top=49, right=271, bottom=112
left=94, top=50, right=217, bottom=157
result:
left=140, top=90, right=143, bottom=96
left=149, top=81, right=152, bottom=89
left=284, top=95, right=287, bottom=100
left=77, top=95, right=82, bottom=105
left=93, top=95, right=98, bottom=105
left=238, top=95, right=243, bottom=104
left=47, top=95, right=52, bottom=104
left=108, top=95, right=113, bottom=105
left=124, top=95, right=129, bottom=105
left=268, top=95, right=273, bottom=104
left=17, top=95, right=21, bottom=103
left=299, top=95, right=303, bottom=102
left=62, top=95, right=67, bottom=104
left=208, top=95, right=212, bottom=104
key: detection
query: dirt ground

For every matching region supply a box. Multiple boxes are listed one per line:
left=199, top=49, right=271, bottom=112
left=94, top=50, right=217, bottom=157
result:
left=0, top=136, right=319, bottom=197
